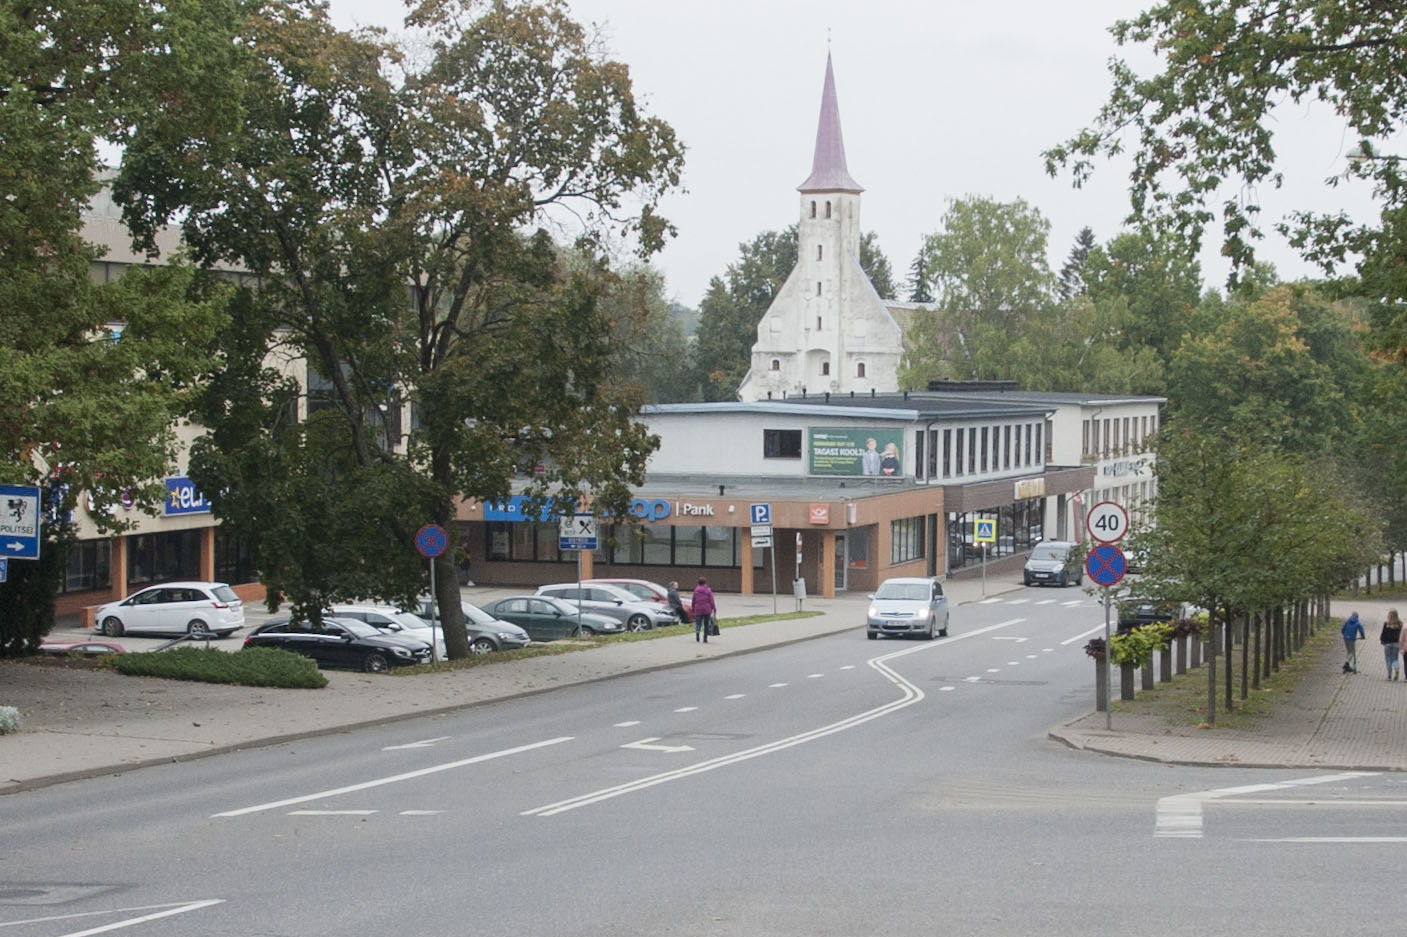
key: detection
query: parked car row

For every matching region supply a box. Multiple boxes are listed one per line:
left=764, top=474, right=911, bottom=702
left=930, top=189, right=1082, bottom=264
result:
left=82, top=576, right=694, bottom=673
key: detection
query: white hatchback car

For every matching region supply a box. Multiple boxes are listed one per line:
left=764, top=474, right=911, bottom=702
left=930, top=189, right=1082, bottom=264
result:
left=96, top=581, right=245, bottom=637
left=865, top=577, right=949, bottom=640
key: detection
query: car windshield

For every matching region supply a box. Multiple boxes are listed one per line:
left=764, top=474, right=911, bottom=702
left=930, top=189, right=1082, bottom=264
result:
left=213, top=585, right=240, bottom=603
left=875, top=582, right=929, bottom=601
left=316, top=619, right=379, bottom=638
left=1031, top=545, right=1068, bottom=561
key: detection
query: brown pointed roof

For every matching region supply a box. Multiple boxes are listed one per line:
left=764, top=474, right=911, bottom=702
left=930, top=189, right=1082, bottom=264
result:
left=798, top=52, right=863, bottom=193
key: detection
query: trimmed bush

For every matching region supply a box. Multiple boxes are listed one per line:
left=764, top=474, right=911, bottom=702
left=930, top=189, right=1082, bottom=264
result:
left=111, top=647, right=327, bottom=689
left=0, top=705, right=19, bottom=734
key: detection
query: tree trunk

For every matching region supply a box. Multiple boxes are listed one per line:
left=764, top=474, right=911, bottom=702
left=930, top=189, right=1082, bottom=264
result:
left=1160, top=643, right=1173, bottom=684
left=1252, top=611, right=1262, bottom=691
left=1240, top=613, right=1250, bottom=700
left=1095, top=658, right=1109, bottom=712
left=1142, top=660, right=1154, bottom=691
left=1190, top=633, right=1201, bottom=669
left=1176, top=634, right=1188, bottom=675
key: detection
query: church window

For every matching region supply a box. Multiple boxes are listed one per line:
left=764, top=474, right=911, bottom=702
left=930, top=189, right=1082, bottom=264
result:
left=816, top=316, right=822, bottom=330
left=816, top=245, right=823, bottom=260
left=769, top=359, right=780, bottom=372
left=815, top=282, right=821, bottom=296
left=825, top=201, right=832, bottom=218
left=810, top=201, right=816, bottom=218
left=856, top=362, right=866, bottom=378
left=820, top=361, right=830, bottom=376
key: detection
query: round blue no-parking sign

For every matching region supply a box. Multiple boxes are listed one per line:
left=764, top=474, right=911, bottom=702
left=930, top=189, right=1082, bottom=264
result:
left=415, top=524, right=448, bottom=558
left=1085, top=543, right=1127, bottom=587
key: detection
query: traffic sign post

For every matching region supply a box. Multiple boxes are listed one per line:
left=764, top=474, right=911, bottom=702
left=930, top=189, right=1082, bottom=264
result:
left=1084, top=542, right=1128, bottom=732
left=974, top=517, right=996, bottom=596
left=1086, top=500, right=1130, bottom=544
left=0, top=484, right=41, bottom=560
left=557, top=514, right=598, bottom=552
left=414, top=524, right=448, bottom=664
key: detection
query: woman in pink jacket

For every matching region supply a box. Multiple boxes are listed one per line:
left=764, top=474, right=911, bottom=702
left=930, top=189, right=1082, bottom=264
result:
left=692, top=577, right=717, bottom=643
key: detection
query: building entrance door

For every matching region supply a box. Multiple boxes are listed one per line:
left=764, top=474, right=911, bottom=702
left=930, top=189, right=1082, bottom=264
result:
left=834, top=534, right=847, bottom=592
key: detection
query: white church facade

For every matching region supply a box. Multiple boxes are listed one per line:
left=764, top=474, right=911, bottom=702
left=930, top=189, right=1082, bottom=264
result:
left=737, top=55, right=904, bottom=402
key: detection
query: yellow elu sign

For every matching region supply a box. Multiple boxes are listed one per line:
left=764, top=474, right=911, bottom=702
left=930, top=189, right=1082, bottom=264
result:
left=974, top=518, right=996, bottom=544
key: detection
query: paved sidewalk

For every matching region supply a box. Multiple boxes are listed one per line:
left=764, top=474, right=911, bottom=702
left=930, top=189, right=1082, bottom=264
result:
left=3, top=578, right=1405, bottom=795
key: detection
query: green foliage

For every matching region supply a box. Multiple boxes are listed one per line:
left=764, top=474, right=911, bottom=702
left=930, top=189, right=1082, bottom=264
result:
left=114, top=0, right=684, bottom=654
left=598, top=265, right=696, bottom=403
left=906, top=249, right=933, bottom=303
left=0, top=510, right=70, bottom=657
left=111, top=646, right=328, bottom=688
left=1109, top=621, right=1173, bottom=668
left=1058, top=226, right=1096, bottom=300
left=1045, top=0, right=1407, bottom=306
left=1081, top=230, right=1204, bottom=366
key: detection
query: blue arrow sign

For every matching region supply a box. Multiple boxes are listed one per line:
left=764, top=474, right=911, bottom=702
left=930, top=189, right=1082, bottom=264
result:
left=0, top=484, right=41, bottom=560
left=1085, top=544, right=1127, bottom=587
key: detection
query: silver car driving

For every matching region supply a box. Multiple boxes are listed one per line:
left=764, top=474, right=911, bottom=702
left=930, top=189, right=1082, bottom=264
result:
left=866, top=577, right=949, bottom=640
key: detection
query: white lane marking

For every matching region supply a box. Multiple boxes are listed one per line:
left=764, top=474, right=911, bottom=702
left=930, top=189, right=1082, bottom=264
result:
left=979, top=598, right=1003, bottom=604
left=614, top=720, right=641, bottom=727
left=212, top=736, right=574, bottom=817
left=940, top=686, right=955, bottom=692
left=674, top=706, right=698, bottom=712
left=1007, top=598, right=1030, bottom=605
left=1026, top=654, right=1039, bottom=659
left=523, top=619, right=1022, bottom=817
left=1154, top=772, right=1375, bottom=838
left=1036, top=600, right=1057, bottom=605
left=986, top=668, right=1001, bottom=673
left=807, top=673, right=824, bottom=679
left=964, top=676, right=982, bottom=682
left=769, top=682, right=788, bottom=688
left=400, top=810, right=444, bottom=815
left=993, top=636, right=1028, bottom=643
left=1062, top=601, right=1084, bottom=607
left=839, top=665, right=856, bottom=670
left=724, top=693, right=745, bottom=699
left=288, top=810, right=376, bottom=816
left=382, top=736, right=450, bottom=751
left=1007, top=661, right=1020, bottom=666
left=1252, top=836, right=1407, bottom=843
left=622, top=737, right=695, bottom=753
left=44, top=900, right=224, bottom=937
left=6, top=901, right=223, bottom=934
left=1062, top=624, right=1105, bottom=645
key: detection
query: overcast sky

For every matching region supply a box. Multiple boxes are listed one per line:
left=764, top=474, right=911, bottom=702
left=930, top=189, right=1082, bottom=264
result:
left=331, top=0, right=1381, bottom=309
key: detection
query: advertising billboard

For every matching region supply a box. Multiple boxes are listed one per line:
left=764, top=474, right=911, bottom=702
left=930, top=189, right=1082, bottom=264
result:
left=808, top=428, right=904, bottom=477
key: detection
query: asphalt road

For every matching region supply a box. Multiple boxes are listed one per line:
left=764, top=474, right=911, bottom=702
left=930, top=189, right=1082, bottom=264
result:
left=6, top=594, right=1407, bottom=936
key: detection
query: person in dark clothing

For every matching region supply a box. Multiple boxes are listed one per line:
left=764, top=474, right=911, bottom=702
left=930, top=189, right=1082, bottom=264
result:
left=1342, top=612, right=1365, bottom=673
left=692, top=578, right=717, bottom=643
left=1381, top=609, right=1402, bottom=680
left=666, top=580, right=690, bottom=623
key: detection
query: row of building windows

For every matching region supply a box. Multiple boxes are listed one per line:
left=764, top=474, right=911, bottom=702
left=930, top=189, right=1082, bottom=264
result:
left=59, top=530, right=258, bottom=594
left=1083, top=414, right=1158, bottom=460
left=486, top=522, right=763, bottom=569
left=946, top=500, right=1044, bottom=572
left=890, top=516, right=925, bottom=565
left=914, top=422, right=1046, bottom=481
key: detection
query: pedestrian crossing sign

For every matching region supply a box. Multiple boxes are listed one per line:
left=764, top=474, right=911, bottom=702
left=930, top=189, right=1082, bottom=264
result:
left=974, top=518, right=996, bottom=544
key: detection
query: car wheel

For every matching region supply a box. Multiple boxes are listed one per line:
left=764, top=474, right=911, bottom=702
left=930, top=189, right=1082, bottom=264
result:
left=469, top=637, right=496, bottom=655
left=1023, top=575, right=1032, bottom=586
left=867, top=631, right=877, bottom=640
left=626, top=614, right=650, bottom=632
left=939, top=616, right=949, bottom=637
left=101, top=617, right=124, bottom=637
left=1059, top=571, right=1069, bottom=587
left=361, top=653, right=389, bottom=673
left=925, top=617, right=936, bottom=641
left=187, top=619, right=212, bottom=638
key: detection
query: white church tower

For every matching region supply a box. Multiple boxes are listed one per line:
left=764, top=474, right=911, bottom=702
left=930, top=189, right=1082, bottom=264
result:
left=737, top=53, right=904, bottom=402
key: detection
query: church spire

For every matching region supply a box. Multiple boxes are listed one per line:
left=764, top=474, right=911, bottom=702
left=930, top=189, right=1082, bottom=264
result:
left=798, top=52, right=863, bottom=193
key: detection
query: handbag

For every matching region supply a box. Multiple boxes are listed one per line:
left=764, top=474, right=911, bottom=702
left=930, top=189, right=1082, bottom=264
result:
left=707, top=617, right=720, bottom=636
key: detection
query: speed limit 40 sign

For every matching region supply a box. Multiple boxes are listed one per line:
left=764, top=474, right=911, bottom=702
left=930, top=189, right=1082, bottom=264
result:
left=1085, top=500, right=1129, bottom=544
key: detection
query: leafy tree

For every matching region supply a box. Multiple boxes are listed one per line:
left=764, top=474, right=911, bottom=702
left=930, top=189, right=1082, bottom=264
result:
left=691, top=224, right=892, bottom=399
left=1166, top=285, right=1359, bottom=456
left=1058, top=226, right=1096, bottom=300
left=1081, top=230, right=1205, bottom=366
left=598, top=264, right=695, bottom=404
left=0, top=1, right=229, bottom=654
left=900, top=196, right=1056, bottom=384
left=1043, top=1, right=1407, bottom=312
left=115, top=0, right=683, bottom=658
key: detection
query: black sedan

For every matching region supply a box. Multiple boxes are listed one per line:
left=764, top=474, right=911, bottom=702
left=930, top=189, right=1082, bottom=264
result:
left=243, top=617, right=433, bottom=672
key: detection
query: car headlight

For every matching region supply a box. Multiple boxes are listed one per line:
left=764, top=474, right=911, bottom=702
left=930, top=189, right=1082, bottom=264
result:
left=496, top=632, right=517, bottom=642
left=868, top=606, right=880, bottom=618
left=910, top=608, right=928, bottom=619
left=391, top=647, right=413, bottom=658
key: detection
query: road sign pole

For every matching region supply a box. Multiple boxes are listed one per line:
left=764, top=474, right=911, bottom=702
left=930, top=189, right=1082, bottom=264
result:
left=1104, top=588, right=1112, bottom=730
left=771, top=546, right=777, bottom=615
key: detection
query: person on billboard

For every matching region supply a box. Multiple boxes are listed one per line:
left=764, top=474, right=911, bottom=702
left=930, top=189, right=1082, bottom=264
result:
left=861, top=437, right=881, bottom=476
left=880, top=442, right=900, bottom=476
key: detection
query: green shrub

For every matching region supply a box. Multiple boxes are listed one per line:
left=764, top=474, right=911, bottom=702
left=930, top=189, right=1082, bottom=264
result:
left=1109, top=621, right=1174, bottom=668
left=111, top=647, right=327, bottom=689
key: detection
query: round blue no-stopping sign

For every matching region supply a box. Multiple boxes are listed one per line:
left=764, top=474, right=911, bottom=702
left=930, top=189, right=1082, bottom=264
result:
left=415, top=524, right=448, bottom=558
left=1085, top=544, right=1126, bottom=587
